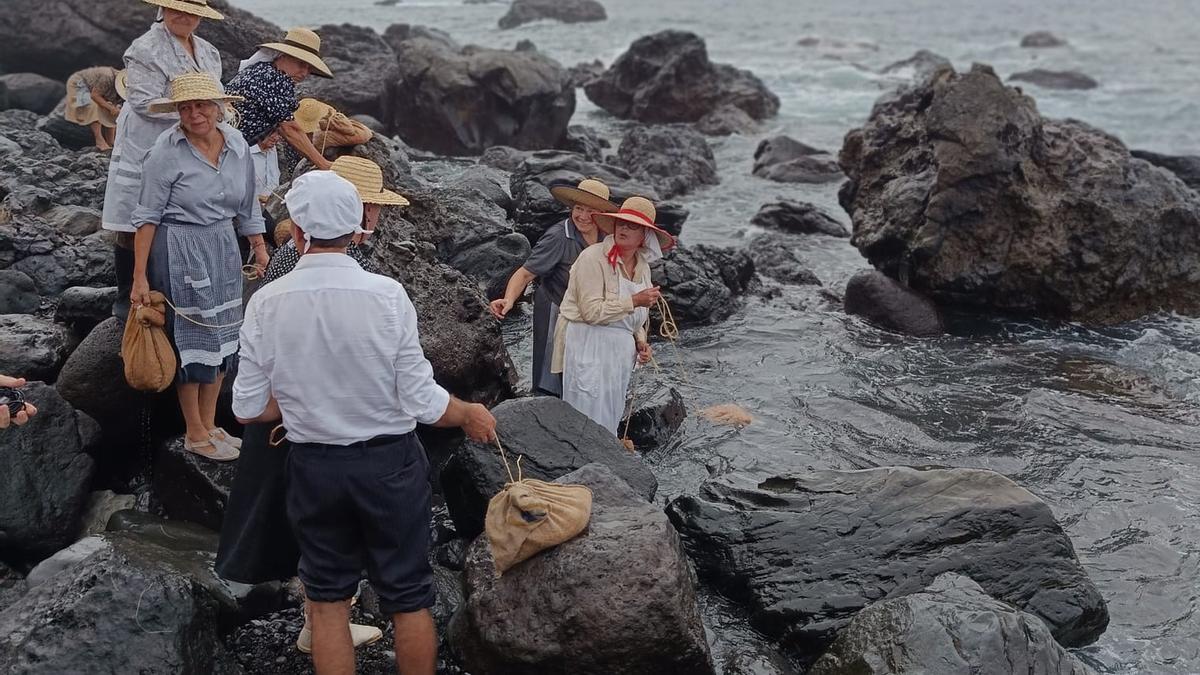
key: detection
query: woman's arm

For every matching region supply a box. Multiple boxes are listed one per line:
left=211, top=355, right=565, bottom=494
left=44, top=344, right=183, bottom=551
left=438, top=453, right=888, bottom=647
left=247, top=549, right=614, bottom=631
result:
left=130, top=224, right=156, bottom=307
left=489, top=267, right=537, bottom=319
left=236, top=150, right=270, bottom=270
left=278, top=120, right=333, bottom=171
left=89, top=88, right=120, bottom=115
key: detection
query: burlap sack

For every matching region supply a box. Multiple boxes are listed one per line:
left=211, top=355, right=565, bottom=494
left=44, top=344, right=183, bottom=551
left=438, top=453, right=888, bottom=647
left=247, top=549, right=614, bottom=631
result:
left=314, top=112, right=373, bottom=149
left=485, top=479, right=593, bottom=576
left=121, top=291, right=177, bottom=392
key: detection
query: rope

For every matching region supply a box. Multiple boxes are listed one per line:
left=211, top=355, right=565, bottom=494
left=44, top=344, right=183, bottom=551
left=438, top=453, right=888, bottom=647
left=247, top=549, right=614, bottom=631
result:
left=155, top=294, right=244, bottom=330
left=493, top=434, right=523, bottom=484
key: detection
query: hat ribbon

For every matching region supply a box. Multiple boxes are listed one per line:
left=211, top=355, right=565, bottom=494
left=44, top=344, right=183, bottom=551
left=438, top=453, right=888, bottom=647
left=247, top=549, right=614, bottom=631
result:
left=282, top=39, right=323, bottom=58
left=616, top=208, right=654, bottom=227
left=178, top=0, right=211, bottom=6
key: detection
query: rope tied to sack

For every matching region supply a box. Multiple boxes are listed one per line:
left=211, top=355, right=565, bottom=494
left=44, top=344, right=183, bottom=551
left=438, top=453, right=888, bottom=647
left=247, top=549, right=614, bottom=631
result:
left=493, top=433, right=524, bottom=485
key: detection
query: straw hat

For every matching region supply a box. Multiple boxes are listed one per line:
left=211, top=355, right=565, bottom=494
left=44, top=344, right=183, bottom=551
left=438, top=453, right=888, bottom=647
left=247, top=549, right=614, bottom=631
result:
left=550, top=178, right=619, bottom=214
left=331, top=156, right=410, bottom=206
left=114, top=70, right=128, bottom=100
left=142, top=0, right=225, bottom=20
left=260, top=28, right=334, bottom=79
left=148, top=72, right=243, bottom=113
left=294, top=98, right=335, bottom=134
left=593, top=196, right=676, bottom=251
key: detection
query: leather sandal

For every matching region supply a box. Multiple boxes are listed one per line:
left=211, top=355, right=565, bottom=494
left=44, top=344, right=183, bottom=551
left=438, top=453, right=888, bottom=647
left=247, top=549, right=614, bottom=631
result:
left=183, top=437, right=239, bottom=462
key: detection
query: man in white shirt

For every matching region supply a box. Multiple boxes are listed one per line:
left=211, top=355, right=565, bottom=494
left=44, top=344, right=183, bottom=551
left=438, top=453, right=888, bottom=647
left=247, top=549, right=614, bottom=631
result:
left=233, top=171, right=495, bottom=675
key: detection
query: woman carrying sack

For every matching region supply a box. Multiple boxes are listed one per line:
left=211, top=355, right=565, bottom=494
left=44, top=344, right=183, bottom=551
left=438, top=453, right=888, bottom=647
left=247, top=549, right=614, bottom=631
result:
left=129, top=73, right=269, bottom=462
left=63, top=66, right=125, bottom=151
left=552, top=197, right=675, bottom=435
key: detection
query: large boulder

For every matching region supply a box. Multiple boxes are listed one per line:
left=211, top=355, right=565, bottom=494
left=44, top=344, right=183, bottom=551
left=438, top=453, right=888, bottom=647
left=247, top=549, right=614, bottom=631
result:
left=617, top=125, right=718, bottom=199
left=809, top=574, right=1096, bottom=675
left=749, top=232, right=823, bottom=287
left=696, top=103, right=759, bottom=137
left=651, top=245, right=757, bottom=326
left=54, top=285, right=117, bottom=329
left=0, top=314, right=71, bottom=381
left=752, top=135, right=842, bottom=184
left=153, top=436, right=238, bottom=532
left=390, top=36, right=575, bottom=155
left=0, top=73, right=63, bottom=115
left=299, top=24, right=400, bottom=130
left=1010, top=69, right=1098, bottom=90
left=441, top=397, right=657, bottom=538
left=55, top=317, right=144, bottom=434
left=0, top=383, right=97, bottom=561
left=1020, top=31, right=1068, bottom=48
left=41, top=204, right=102, bottom=236
left=499, top=0, right=607, bottom=29
left=666, top=467, right=1110, bottom=657
left=37, top=102, right=97, bottom=150
left=1131, top=150, right=1200, bottom=191
left=843, top=270, right=942, bottom=337
left=584, top=31, right=779, bottom=123
left=0, top=269, right=39, bottom=314
left=0, top=0, right=280, bottom=82
left=838, top=64, right=1200, bottom=322
left=509, top=149, right=689, bottom=240
left=450, top=463, right=714, bottom=675
left=751, top=199, right=848, bottom=237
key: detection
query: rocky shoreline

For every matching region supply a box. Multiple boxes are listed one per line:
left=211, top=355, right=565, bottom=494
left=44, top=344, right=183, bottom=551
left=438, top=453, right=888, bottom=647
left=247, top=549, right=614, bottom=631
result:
left=4, top=1, right=1197, bottom=672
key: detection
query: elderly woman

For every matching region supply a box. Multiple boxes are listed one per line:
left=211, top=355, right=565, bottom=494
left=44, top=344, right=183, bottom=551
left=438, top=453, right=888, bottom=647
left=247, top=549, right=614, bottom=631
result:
left=63, top=66, right=124, bottom=151
left=552, top=196, right=674, bottom=434
left=490, top=179, right=618, bottom=397
left=129, top=73, right=268, bottom=461
left=225, top=28, right=335, bottom=172
left=262, top=155, right=408, bottom=283
left=103, top=0, right=224, bottom=320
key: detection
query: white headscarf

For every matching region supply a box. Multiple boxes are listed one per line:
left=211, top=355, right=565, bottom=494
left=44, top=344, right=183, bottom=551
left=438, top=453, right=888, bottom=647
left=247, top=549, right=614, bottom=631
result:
left=605, top=229, right=664, bottom=265
left=286, top=171, right=364, bottom=253
left=239, top=47, right=283, bottom=73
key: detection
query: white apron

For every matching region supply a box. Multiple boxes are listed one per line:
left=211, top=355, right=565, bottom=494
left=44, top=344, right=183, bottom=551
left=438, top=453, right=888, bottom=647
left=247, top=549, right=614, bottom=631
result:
left=562, top=275, right=649, bottom=435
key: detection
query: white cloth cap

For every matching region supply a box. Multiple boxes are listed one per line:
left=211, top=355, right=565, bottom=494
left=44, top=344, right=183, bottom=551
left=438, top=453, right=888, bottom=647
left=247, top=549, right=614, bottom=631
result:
left=239, top=47, right=282, bottom=73
left=286, top=171, right=364, bottom=252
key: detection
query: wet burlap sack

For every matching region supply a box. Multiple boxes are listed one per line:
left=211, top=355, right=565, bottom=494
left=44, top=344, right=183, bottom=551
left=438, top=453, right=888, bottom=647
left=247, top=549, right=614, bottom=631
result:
left=121, top=291, right=176, bottom=392
left=485, top=478, right=593, bottom=576
left=315, top=112, right=373, bottom=149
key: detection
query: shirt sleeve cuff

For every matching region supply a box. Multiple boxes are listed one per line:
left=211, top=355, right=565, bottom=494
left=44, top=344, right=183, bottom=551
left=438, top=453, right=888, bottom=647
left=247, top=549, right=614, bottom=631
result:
left=129, top=206, right=160, bottom=229
left=231, top=392, right=269, bottom=421
left=415, top=385, right=451, bottom=427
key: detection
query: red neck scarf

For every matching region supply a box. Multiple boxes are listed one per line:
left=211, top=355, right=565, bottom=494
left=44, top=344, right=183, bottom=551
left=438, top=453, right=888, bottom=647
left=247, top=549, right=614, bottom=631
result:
left=608, top=243, right=630, bottom=272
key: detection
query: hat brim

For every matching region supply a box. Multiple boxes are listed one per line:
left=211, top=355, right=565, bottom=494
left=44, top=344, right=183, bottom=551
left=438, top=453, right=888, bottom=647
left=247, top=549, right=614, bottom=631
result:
left=147, top=94, right=244, bottom=114
left=142, top=0, right=225, bottom=20
left=593, top=212, right=677, bottom=252
left=114, top=71, right=128, bottom=100
left=294, top=106, right=335, bottom=134
left=359, top=188, right=409, bottom=207
left=550, top=185, right=619, bottom=215
left=260, top=42, right=334, bottom=79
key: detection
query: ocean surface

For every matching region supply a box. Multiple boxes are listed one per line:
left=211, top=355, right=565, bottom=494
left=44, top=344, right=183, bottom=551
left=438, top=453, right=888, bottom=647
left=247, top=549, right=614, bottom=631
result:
left=240, top=0, right=1200, bottom=671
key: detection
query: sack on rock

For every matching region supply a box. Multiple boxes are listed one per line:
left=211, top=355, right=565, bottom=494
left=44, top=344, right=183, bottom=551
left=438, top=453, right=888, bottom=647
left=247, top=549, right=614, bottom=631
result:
left=121, top=291, right=177, bottom=392
left=485, top=479, right=593, bottom=576
left=315, top=112, right=373, bottom=149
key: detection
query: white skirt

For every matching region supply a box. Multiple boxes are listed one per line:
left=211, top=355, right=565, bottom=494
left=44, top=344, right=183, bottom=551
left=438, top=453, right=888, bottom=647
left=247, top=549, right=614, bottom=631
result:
left=562, top=321, right=637, bottom=435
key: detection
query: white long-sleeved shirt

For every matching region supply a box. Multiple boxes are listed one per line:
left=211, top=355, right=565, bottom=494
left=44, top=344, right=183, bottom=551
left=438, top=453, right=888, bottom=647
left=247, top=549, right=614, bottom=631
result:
left=250, top=143, right=281, bottom=203
left=232, top=253, right=450, bottom=445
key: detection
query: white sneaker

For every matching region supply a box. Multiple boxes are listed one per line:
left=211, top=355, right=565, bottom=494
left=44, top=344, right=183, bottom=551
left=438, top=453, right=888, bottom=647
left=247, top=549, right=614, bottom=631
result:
left=296, top=623, right=384, bottom=654
left=209, top=427, right=243, bottom=450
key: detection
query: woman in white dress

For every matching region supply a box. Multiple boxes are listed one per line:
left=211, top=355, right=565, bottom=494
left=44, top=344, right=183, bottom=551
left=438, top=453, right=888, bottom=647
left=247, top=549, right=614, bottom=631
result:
left=551, top=196, right=676, bottom=434
left=102, top=0, right=224, bottom=320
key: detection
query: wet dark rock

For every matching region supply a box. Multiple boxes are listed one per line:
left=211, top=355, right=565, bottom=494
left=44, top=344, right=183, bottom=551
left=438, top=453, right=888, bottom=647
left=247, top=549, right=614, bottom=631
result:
left=382, top=23, right=461, bottom=53
left=749, top=232, right=823, bottom=287
left=509, top=149, right=689, bottom=239
left=0, top=73, right=62, bottom=115
left=0, top=314, right=71, bottom=381
left=362, top=563, right=464, bottom=641
left=41, top=204, right=101, bottom=236
left=352, top=113, right=387, bottom=134
left=514, top=39, right=538, bottom=53
left=751, top=199, right=847, bottom=237
left=585, top=31, right=780, bottom=123
left=9, top=229, right=113, bottom=295
left=371, top=237, right=518, bottom=406
left=0, top=383, right=97, bottom=561
left=441, top=397, right=657, bottom=538
left=1010, top=68, right=1099, bottom=90
left=560, top=124, right=608, bottom=162
left=666, top=467, right=1110, bottom=659
left=55, top=317, right=147, bottom=438
left=843, top=270, right=942, bottom=336
left=0, top=130, right=110, bottom=213
left=0, top=0, right=279, bottom=83
left=696, top=103, right=759, bottom=136
left=1020, top=31, right=1069, bottom=48
left=617, top=125, right=718, bottom=198
left=839, top=63, right=1200, bottom=322
left=0, top=562, right=24, bottom=612
left=652, top=244, right=757, bottom=326
left=480, top=145, right=531, bottom=172
left=623, top=386, right=686, bottom=450
left=752, top=135, right=842, bottom=184
left=153, top=436, right=238, bottom=532
left=446, top=164, right=514, bottom=216
left=566, top=60, right=605, bottom=89
left=300, top=24, right=400, bottom=130
left=77, top=489, right=136, bottom=538
left=54, top=285, right=117, bottom=329
left=390, top=36, right=575, bottom=155
left=1131, top=150, right=1200, bottom=191
left=451, top=463, right=714, bottom=675
left=37, top=102, right=96, bottom=150
left=810, top=573, right=1096, bottom=675
left=499, top=0, right=607, bottom=30
left=0, top=269, right=39, bottom=314
left=879, top=49, right=952, bottom=81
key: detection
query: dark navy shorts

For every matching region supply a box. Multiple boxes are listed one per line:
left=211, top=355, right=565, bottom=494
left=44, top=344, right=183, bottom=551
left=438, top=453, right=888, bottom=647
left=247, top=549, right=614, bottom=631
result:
left=285, top=433, right=434, bottom=615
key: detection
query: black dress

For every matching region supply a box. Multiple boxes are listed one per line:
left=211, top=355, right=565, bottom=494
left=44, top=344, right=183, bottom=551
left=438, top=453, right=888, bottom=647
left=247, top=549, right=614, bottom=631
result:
left=524, top=218, right=588, bottom=397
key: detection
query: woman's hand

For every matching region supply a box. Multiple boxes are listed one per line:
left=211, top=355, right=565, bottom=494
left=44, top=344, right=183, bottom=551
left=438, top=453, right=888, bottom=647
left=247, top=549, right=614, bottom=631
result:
left=254, top=245, right=270, bottom=274
left=130, top=275, right=151, bottom=308
left=489, top=298, right=514, bottom=320
left=631, top=286, right=662, bottom=308
left=636, top=341, right=652, bottom=365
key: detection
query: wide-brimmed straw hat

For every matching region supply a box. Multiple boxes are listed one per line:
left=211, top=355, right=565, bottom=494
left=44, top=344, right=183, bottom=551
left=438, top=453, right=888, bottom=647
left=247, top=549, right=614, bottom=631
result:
left=142, top=0, right=225, bottom=21
left=551, top=178, right=619, bottom=214
left=331, top=156, right=410, bottom=206
left=294, top=98, right=336, bottom=134
left=114, top=70, right=128, bottom=100
left=148, top=72, right=243, bottom=113
left=260, top=28, right=334, bottom=79
left=593, top=196, right=677, bottom=252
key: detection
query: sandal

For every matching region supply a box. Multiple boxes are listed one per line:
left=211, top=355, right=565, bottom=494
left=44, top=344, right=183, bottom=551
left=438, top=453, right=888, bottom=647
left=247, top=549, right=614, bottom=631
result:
left=184, top=437, right=239, bottom=462
left=209, top=427, right=243, bottom=450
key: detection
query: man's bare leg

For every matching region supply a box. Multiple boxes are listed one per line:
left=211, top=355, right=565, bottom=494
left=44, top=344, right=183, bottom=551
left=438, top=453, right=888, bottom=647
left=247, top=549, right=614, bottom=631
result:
left=393, top=609, right=436, bottom=675
left=310, top=599, right=354, bottom=675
